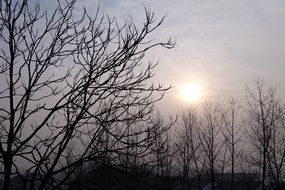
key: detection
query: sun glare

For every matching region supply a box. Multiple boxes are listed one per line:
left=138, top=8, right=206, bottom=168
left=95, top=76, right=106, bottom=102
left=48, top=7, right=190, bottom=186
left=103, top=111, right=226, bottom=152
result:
left=180, top=82, right=203, bottom=104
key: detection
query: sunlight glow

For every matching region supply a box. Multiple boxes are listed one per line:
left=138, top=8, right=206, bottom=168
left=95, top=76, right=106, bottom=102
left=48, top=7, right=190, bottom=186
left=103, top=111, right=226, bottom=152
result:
left=180, top=82, right=203, bottom=104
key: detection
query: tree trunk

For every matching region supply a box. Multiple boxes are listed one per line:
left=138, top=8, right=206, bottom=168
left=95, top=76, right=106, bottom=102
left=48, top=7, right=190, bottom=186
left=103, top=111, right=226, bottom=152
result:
left=3, top=156, right=12, bottom=190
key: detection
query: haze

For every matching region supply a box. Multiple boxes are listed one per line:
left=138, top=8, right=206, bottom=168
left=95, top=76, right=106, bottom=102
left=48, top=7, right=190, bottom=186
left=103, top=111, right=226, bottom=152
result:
left=74, top=0, right=285, bottom=113
left=40, top=0, right=285, bottom=115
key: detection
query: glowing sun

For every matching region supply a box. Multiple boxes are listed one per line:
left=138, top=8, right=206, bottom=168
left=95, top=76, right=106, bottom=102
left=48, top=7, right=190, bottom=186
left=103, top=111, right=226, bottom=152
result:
left=180, top=82, right=203, bottom=104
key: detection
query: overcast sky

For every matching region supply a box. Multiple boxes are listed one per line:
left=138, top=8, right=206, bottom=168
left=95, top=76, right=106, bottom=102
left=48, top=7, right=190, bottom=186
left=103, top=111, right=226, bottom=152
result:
left=47, top=0, right=285, bottom=114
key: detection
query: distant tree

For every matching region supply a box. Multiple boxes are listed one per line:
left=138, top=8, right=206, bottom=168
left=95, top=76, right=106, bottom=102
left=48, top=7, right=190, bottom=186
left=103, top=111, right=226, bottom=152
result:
left=150, top=114, right=175, bottom=186
left=153, top=132, right=173, bottom=177
left=0, top=0, right=174, bottom=189
left=116, top=114, right=173, bottom=173
left=218, top=99, right=242, bottom=190
left=117, top=124, right=145, bottom=174
left=198, top=103, right=227, bottom=190
left=266, top=113, right=285, bottom=189
left=246, top=79, right=284, bottom=190
left=175, top=108, right=204, bottom=190
left=176, top=104, right=227, bottom=190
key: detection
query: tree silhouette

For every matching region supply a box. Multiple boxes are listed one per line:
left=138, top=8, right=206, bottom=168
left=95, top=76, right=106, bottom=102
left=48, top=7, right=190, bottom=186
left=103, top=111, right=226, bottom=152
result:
left=175, top=108, right=205, bottom=190
left=0, top=0, right=174, bottom=189
left=218, top=99, right=242, bottom=190
left=246, top=79, right=284, bottom=190
left=198, top=103, right=227, bottom=190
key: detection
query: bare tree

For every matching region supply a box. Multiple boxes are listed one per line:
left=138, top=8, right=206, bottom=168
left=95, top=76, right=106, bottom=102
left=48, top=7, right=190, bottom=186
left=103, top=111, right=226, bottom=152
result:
left=176, top=104, right=227, bottom=190
left=218, top=99, right=242, bottom=190
left=246, top=79, right=284, bottom=190
left=198, top=102, right=227, bottom=190
left=116, top=114, right=173, bottom=173
left=0, top=0, right=174, bottom=189
left=266, top=112, right=285, bottom=189
left=175, top=108, right=204, bottom=190
left=150, top=114, right=175, bottom=187
left=153, top=132, right=173, bottom=178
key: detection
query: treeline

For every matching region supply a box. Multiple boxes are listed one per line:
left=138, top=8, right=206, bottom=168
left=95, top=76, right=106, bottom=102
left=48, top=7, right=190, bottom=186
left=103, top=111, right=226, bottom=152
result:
left=68, top=79, right=285, bottom=190
left=172, top=79, right=285, bottom=190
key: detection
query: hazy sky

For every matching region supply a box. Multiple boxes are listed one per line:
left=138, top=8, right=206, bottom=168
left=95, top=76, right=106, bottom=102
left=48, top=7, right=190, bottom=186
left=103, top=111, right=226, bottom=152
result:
left=46, top=0, right=285, bottom=114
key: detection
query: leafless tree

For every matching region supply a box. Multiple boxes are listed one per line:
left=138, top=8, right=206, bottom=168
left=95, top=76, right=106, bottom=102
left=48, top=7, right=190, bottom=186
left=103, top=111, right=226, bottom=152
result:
left=149, top=114, right=175, bottom=187
left=198, top=102, right=227, bottom=190
left=266, top=113, right=285, bottom=189
left=175, top=104, right=227, bottom=190
left=246, top=79, right=284, bottom=190
left=117, top=124, right=146, bottom=174
left=0, top=0, right=174, bottom=189
left=218, top=99, right=242, bottom=190
left=175, top=108, right=205, bottom=190
left=116, top=114, right=173, bottom=173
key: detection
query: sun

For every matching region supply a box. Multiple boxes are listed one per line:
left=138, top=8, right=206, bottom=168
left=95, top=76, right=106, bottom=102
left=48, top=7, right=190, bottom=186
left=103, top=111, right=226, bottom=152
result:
left=180, top=82, right=203, bottom=104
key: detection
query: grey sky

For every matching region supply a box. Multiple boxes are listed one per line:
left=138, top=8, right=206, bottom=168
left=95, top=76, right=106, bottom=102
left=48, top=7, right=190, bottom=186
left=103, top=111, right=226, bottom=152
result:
left=46, top=0, right=285, bottom=114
